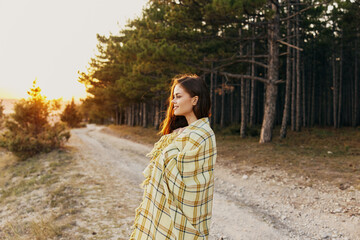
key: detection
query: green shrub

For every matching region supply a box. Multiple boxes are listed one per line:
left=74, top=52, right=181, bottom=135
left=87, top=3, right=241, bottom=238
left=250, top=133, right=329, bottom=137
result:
left=0, top=100, right=4, bottom=130
left=60, top=98, right=83, bottom=128
left=0, top=99, right=4, bottom=120
left=2, top=122, right=70, bottom=159
left=219, top=124, right=260, bottom=137
left=247, top=126, right=260, bottom=137
left=0, top=81, right=70, bottom=160
left=221, top=124, right=240, bottom=135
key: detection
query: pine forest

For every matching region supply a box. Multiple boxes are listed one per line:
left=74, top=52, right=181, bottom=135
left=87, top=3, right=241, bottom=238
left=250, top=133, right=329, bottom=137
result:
left=78, top=0, right=360, bottom=143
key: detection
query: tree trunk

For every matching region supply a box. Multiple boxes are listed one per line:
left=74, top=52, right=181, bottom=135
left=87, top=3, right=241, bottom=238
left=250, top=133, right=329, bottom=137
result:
left=138, top=103, right=141, bottom=126
left=295, top=5, right=301, bottom=132
left=260, top=84, right=278, bottom=143
left=114, top=106, right=118, bottom=125
left=319, top=87, right=323, bottom=125
left=306, top=60, right=311, bottom=126
left=139, top=103, right=141, bottom=126
left=119, top=106, right=123, bottom=125
left=135, top=103, right=139, bottom=126
left=131, top=103, right=135, bottom=126
left=246, top=73, right=251, bottom=125
left=280, top=0, right=292, bottom=139
left=291, top=39, right=296, bottom=131
left=134, top=103, right=137, bottom=126
left=160, top=98, right=164, bottom=126
left=302, top=61, right=306, bottom=127
left=260, top=0, right=279, bottom=143
left=332, top=50, right=338, bottom=128
left=128, top=105, right=132, bottom=126
left=354, top=39, right=359, bottom=127
left=338, top=38, right=343, bottom=127
left=250, top=26, right=256, bottom=126
left=230, top=87, right=234, bottom=123
left=220, top=76, right=225, bottom=128
left=240, top=78, right=247, bottom=138
left=250, top=79, right=256, bottom=126
left=327, top=84, right=332, bottom=126
left=150, top=100, right=154, bottom=127
left=124, top=106, right=127, bottom=125
left=142, top=102, right=147, bottom=127
left=311, top=49, right=316, bottom=126
left=213, top=73, right=217, bottom=126
left=154, top=100, right=160, bottom=129
left=210, top=64, right=214, bottom=126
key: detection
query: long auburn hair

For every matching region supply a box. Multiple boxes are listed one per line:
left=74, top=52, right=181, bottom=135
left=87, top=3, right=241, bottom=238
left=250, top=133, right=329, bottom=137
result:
left=159, top=74, right=211, bottom=135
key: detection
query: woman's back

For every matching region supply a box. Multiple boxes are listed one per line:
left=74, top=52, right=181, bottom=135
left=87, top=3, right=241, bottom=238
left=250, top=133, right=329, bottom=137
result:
left=130, top=117, right=217, bottom=240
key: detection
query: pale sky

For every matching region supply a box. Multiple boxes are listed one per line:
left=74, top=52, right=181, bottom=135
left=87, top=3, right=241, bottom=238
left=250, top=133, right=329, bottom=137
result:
left=0, top=0, right=148, bottom=100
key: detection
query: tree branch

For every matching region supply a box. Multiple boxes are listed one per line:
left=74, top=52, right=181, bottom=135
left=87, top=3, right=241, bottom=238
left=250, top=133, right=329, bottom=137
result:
left=219, top=72, right=269, bottom=84
left=204, top=54, right=269, bottom=62
left=213, top=59, right=268, bottom=70
left=280, top=1, right=331, bottom=22
left=281, top=5, right=313, bottom=21
left=277, top=39, right=303, bottom=51
left=199, top=70, right=285, bottom=85
left=279, top=51, right=289, bottom=56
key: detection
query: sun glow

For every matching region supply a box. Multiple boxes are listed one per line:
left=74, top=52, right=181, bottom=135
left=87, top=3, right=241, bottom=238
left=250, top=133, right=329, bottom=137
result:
left=0, top=0, right=147, bottom=101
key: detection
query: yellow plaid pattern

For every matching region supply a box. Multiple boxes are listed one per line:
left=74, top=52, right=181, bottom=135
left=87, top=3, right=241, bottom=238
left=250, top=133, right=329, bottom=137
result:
left=130, top=117, right=217, bottom=240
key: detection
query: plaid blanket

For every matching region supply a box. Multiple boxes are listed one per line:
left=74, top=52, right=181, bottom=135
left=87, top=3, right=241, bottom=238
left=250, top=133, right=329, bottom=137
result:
left=130, top=117, right=217, bottom=240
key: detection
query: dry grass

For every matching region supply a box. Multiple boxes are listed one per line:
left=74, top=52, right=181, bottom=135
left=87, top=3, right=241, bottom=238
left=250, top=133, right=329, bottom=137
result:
left=217, top=125, right=360, bottom=188
left=105, top=125, right=160, bottom=146
left=0, top=149, right=16, bottom=169
left=2, top=216, right=64, bottom=240
left=0, top=151, right=67, bottom=203
left=0, top=148, right=85, bottom=240
left=106, top=124, right=360, bottom=189
left=0, top=149, right=17, bottom=188
left=29, top=217, right=62, bottom=240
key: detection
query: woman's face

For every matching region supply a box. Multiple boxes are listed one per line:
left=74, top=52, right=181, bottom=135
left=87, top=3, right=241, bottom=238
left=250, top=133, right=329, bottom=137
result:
left=171, top=84, right=197, bottom=117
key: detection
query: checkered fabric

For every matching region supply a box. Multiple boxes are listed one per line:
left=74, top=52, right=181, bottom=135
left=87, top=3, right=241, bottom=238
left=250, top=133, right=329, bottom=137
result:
left=130, top=117, right=217, bottom=240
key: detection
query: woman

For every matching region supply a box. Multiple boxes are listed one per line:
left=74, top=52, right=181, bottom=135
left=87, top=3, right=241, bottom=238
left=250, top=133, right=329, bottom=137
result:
left=130, top=74, right=217, bottom=240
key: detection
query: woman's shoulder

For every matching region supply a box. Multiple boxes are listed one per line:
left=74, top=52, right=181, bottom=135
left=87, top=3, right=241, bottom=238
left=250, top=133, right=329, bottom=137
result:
left=148, top=131, right=179, bottom=153
left=174, top=122, right=215, bottom=150
left=158, top=131, right=179, bottom=144
left=182, top=118, right=215, bottom=141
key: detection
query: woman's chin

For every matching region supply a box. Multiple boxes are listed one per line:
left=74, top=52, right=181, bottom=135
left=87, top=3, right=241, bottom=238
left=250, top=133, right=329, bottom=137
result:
left=174, top=112, right=183, bottom=116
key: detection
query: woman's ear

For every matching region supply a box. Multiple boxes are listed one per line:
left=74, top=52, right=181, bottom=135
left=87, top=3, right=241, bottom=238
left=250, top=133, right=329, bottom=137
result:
left=192, top=96, right=199, bottom=106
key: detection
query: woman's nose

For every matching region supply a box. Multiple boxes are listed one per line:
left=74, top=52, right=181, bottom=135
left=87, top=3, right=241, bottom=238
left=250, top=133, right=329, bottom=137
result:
left=171, top=98, right=176, bottom=103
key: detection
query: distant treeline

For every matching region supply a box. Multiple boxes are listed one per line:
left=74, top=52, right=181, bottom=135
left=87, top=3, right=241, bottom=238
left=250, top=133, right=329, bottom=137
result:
left=79, top=0, right=360, bottom=142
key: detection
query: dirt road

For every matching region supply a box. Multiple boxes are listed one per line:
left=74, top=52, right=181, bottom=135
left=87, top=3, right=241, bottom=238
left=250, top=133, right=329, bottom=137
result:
left=69, top=125, right=360, bottom=240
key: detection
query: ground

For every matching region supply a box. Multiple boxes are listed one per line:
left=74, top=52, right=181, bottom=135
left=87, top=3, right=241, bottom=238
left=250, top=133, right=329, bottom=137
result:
left=0, top=124, right=359, bottom=239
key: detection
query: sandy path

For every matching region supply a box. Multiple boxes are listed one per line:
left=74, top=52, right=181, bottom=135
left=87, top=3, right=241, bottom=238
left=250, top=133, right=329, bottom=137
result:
left=68, top=125, right=360, bottom=240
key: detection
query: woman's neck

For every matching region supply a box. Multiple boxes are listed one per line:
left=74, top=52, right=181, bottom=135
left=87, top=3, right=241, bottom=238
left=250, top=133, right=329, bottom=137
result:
left=185, top=112, right=198, bottom=125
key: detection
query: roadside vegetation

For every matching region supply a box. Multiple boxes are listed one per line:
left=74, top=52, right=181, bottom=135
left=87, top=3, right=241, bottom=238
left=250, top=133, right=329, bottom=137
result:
left=60, top=98, right=83, bottom=128
left=0, top=83, right=86, bottom=239
left=0, top=81, right=70, bottom=160
left=0, top=148, right=84, bottom=240
left=0, top=83, right=93, bottom=239
left=0, top=99, right=5, bottom=131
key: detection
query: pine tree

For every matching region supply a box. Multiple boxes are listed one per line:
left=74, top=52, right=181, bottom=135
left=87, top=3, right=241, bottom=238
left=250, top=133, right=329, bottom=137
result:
left=61, top=98, right=82, bottom=128
left=0, top=99, right=4, bottom=120
left=0, top=80, right=70, bottom=160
